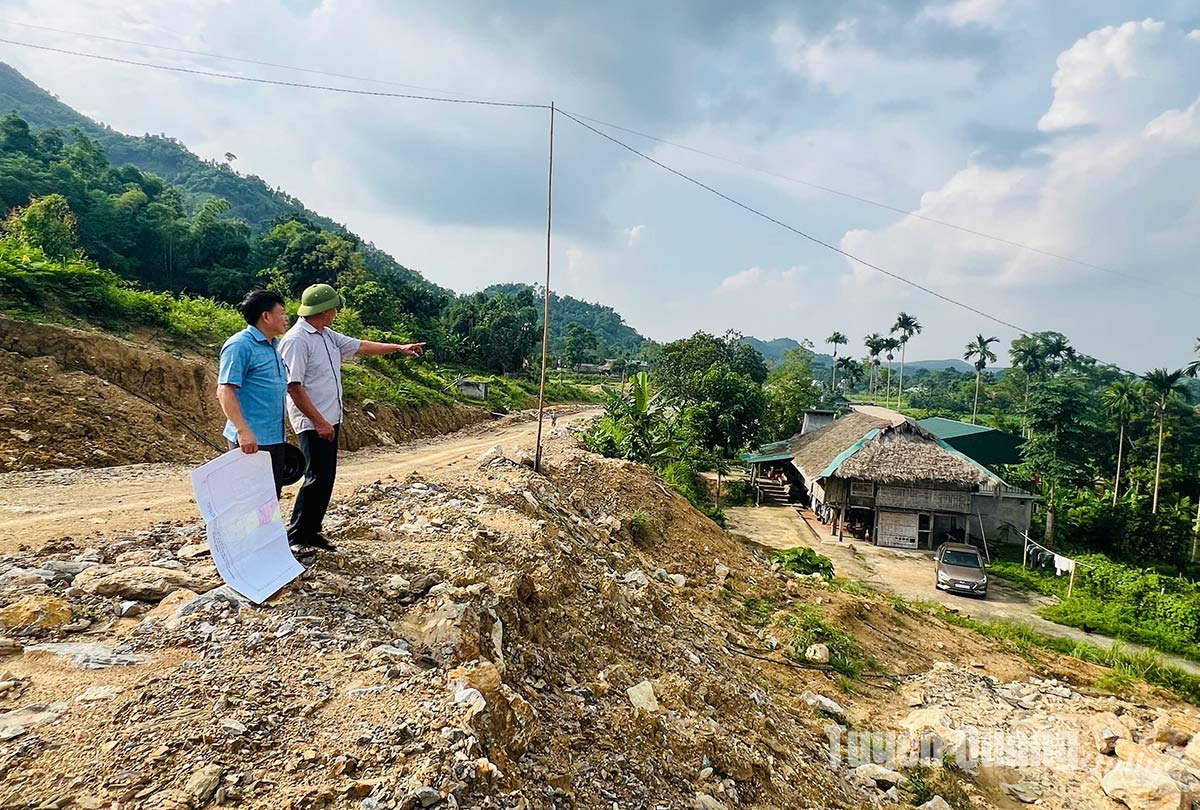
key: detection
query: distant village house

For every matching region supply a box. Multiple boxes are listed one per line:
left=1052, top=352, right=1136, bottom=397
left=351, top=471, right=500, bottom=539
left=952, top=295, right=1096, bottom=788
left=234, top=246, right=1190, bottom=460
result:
left=744, top=407, right=1036, bottom=551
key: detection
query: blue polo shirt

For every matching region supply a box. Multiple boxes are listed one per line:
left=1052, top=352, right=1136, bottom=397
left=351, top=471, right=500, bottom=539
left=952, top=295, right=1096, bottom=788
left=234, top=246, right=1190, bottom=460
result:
left=218, top=326, right=288, bottom=445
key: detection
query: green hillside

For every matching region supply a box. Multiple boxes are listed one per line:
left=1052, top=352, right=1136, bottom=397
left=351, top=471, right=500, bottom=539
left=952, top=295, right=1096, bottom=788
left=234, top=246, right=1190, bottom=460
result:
left=0, top=62, right=655, bottom=375
left=0, top=62, right=446, bottom=301
left=482, top=283, right=646, bottom=359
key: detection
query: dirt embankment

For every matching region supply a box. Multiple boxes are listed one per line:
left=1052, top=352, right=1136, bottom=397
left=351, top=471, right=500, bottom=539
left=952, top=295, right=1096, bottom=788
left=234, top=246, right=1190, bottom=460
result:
left=0, top=317, right=487, bottom=472
left=7, top=428, right=1198, bottom=808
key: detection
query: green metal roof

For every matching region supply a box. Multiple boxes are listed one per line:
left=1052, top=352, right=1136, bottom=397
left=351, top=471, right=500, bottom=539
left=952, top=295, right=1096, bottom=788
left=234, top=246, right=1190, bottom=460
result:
left=917, top=417, right=990, bottom=439
left=917, top=417, right=1024, bottom=466
left=741, top=451, right=794, bottom=464
left=757, top=441, right=790, bottom=454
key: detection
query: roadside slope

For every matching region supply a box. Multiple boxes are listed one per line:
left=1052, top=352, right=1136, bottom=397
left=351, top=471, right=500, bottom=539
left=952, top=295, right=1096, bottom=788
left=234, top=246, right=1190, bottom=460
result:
left=0, top=317, right=486, bottom=473
left=0, top=409, right=598, bottom=555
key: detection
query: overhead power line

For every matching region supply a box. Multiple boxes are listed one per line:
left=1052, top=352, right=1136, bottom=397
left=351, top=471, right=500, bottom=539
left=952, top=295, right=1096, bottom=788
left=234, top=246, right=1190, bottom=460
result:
left=0, top=33, right=1152, bottom=372
left=0, top=37, right=549, bottom=109
left=558, top=109, right=1147, bottom=376
left=0, top=18, right=523, bottom=105
left=557, top=109, right=1035, bottom=334
left=559, top=109, right=1200, bottom=300
left=1, top=22, right=1186, bottom=298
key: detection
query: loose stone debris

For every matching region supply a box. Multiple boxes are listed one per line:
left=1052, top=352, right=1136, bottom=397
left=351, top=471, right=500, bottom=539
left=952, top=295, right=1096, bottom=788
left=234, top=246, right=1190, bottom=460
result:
left=2, top=433, right=1200, bottom=809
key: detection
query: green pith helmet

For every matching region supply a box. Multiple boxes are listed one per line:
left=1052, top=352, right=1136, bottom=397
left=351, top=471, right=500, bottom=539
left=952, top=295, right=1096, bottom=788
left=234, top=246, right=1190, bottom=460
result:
left=296, top=283, right=344, bottom=317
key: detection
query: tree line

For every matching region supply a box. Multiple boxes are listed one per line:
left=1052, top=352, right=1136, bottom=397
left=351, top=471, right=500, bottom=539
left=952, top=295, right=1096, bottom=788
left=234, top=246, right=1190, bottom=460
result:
left=0, top=112, right=646, bottom=375
left=822, top=312, right=1200, bottom=570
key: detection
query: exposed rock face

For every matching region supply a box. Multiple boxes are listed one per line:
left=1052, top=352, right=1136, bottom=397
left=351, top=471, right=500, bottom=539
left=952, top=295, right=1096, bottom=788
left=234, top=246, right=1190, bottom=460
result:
left=0, top=316, right=488, bottom=472
left=0, top=595, right=74, bottom=634
left=72, top=566, right=210, bottom=602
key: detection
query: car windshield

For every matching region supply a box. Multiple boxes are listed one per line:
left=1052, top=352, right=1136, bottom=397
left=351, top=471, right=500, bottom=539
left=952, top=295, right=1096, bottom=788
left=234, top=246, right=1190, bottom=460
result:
left=942, top=550, right=982, bottom=568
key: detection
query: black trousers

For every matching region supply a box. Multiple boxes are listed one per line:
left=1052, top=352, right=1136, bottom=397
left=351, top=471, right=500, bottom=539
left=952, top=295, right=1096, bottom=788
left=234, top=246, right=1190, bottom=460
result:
left=288, top=425, right=340, bottom=542
left=228, top=441, right=286, bottom=499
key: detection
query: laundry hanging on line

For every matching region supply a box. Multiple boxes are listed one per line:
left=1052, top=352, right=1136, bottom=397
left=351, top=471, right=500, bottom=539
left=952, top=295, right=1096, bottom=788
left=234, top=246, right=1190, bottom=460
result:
left=1053, top=554, right=1076, bottom=576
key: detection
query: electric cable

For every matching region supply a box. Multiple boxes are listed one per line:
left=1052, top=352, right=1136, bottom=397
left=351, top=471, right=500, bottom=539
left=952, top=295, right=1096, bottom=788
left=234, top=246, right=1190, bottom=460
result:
left=0, top=37, right=549, bottom=109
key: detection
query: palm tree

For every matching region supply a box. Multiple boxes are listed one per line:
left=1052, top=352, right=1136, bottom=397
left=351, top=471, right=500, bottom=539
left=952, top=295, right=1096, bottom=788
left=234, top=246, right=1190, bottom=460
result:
left=826, top=331, right=848, bottom=397
left=963, top=334, right=999, bottom=424
left=1040, top=332, right=1077, bottom=373
left=1100, top=380, right=1145, bottom=507
left=836, top=356, right=863, bottom=394
left=1185, top=338, right=1200, bottom=380
left=864, top=333, right=884, bottom=403
left=1144, top=368, right=1189, bottom=513
left=890, top=312, right=922, bottom=412
left=1010, top=335, right=1044, bottom=439
left=881, top=336, right=901, bottom=409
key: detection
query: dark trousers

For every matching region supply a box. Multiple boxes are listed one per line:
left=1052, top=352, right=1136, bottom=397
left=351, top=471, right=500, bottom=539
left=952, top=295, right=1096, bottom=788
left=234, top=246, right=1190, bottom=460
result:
left=288, top=425, right=340, bottom=542
left=228, top=441, right=286, bottom=499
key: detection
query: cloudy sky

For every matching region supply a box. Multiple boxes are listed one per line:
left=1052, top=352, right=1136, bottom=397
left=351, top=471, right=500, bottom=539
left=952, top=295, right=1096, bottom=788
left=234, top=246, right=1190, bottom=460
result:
left=3, top=1, right=1199, bottom=368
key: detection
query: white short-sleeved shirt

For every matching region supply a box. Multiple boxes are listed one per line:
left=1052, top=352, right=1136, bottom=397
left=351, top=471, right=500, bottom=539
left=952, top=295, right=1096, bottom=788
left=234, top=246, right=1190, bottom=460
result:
left=278, top=318, right=362, bottom=434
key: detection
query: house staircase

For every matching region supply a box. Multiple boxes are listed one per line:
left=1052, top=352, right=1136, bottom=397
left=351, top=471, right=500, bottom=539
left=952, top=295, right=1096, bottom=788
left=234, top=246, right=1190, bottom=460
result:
left=755, top=479, right=789, bottom=507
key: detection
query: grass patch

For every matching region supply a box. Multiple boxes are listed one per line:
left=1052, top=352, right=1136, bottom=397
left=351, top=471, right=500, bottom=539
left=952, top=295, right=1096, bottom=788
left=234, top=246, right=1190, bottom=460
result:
left=782, top=606, right=874, bottom=677
left=741, top=595, right=778, bottom=627
left=904, top=765, right=974, bottom=809
left=773, top=546, right=835, bottom=580
left=988, top=550, right=1200, bottom=664
left=830, top=578, right=879, bottom=599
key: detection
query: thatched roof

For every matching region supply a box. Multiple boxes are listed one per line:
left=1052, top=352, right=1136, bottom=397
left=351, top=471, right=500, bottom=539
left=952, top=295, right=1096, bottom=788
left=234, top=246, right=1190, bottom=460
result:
left=787, top=411, right=889, bottom=481
left=835, top=421, right=997, bottom=489
left=787, top=414, right=1000, bottom=490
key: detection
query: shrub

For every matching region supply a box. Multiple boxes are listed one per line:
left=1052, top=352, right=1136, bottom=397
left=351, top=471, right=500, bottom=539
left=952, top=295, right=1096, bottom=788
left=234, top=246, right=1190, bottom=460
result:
left=722, top=478, right=752, bottom=506
left=782, top=606, right=866, bottom=676
left=773, top=546, right=835, bottom=580
left=662, top=461, right=725, bottom=526
left=629, top=510, right=653, bottom=544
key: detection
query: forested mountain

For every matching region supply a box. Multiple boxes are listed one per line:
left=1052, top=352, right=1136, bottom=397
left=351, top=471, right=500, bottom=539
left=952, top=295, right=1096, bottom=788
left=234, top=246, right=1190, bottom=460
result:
left=0, top=62, right=446, bottom=300
left=736, top=336, right=806, bottom=366
left=482, top=283, right=646, bottom=360
left=0, top=63, right=659, bottom=375
left=0, top=62, right=323, bottom=230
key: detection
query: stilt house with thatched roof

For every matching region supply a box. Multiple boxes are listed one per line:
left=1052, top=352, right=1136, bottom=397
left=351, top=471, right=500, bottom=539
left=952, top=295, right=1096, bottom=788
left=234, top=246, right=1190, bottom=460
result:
left=784, top=408, right=1036, bottom=550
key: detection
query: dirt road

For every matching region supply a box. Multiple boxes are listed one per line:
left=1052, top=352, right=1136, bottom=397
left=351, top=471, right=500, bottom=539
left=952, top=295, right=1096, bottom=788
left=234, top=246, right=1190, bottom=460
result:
left=726, top=502, right=1200, bottom=676
left=0, top=408, right=598, bottom=554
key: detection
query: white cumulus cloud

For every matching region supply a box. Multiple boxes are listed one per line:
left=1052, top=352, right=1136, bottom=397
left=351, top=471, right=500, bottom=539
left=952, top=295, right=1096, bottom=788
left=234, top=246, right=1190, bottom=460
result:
left=837, top=19, right=1200, bottom=366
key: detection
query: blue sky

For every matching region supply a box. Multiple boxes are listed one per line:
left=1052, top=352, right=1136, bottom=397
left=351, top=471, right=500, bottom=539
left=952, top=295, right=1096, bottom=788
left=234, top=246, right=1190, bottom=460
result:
left=3, top=1, right=1199, bottom=369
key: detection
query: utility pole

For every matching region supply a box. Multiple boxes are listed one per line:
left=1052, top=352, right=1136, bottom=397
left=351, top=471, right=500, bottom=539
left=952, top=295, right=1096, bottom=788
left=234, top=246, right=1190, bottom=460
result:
left=534, top=102, right=555, bottom=473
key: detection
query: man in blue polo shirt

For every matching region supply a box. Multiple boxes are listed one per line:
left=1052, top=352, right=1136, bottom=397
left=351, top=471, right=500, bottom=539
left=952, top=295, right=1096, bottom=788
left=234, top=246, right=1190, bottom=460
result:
left=216, top=289, right=290, bottom=497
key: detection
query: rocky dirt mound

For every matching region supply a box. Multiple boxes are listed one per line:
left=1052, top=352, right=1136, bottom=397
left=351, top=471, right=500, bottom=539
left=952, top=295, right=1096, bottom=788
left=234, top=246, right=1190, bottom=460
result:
left=0, top=431, right=921, bottom=809
left=0, top=317, right=486, bottom=472
left=2, top=431, right=1194, bottom=809
left=874, top=661, right=1200, bottom=809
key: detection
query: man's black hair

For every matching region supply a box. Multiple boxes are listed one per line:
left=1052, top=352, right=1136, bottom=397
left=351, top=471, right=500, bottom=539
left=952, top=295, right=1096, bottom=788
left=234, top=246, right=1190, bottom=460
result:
left=239, top=289, right=286, bottom=327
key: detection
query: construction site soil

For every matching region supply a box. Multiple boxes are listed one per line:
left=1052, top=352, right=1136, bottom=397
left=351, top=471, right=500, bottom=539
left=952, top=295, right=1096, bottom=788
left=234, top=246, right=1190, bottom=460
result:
left=5, top=425, right=1200, bottom=809
left=0, top=317, right=487, bottom=472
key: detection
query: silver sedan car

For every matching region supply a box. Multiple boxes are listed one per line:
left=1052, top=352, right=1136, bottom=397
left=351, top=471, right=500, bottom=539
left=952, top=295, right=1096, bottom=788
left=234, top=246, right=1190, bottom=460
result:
left=934, top=542, right=988, bottom=598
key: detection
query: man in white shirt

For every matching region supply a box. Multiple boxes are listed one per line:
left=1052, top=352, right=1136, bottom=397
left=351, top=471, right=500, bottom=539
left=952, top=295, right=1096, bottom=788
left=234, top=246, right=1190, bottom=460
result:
left=279, top=283, right=424, bottom=551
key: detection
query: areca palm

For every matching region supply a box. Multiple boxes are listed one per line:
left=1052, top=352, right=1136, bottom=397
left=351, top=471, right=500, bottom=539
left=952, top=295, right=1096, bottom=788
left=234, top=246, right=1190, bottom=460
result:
left=1040, top=332, right=1077, bottom=373
left=881, top=336, right=901, bottom=409
left=836, top=356, right=863, bottom=393
left=1185, top=338, right=1200, bottom=380
left=1144, top=368, right=1189, bottom=513
left=1010, top=335, right=1045, bottom=439
left=826, top=331, right=848, bottom=397
left=1100, top=380, right=1144, bottom=507
left=963, top=334, right=999, bottom=424
left=864, top=333, right=884, bottom=403
left=890, top=312, right=922, bottom=411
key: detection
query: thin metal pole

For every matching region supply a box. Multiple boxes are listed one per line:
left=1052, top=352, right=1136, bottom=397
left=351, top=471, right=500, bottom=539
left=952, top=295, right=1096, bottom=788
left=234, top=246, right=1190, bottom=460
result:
left=534, top=102, right=555, bottom=473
